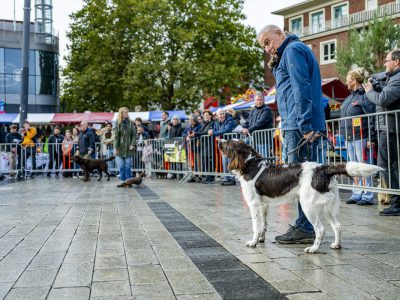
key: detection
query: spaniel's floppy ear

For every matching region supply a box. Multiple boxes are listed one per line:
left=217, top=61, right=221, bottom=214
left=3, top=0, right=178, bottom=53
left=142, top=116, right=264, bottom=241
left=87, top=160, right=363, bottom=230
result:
left=227, top=141, right=246, bottom=172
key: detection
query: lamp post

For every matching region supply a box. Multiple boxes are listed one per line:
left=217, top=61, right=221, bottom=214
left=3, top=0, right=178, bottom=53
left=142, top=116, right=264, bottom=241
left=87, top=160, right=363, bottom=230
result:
left=19, top=0, right=31, bottom=128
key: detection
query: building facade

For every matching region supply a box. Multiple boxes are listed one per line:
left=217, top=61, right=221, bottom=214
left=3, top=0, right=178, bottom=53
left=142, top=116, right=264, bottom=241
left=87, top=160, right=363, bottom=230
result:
left=0, top=20, right=59, bottom=113
left=264, top=0, right=400, bottom=86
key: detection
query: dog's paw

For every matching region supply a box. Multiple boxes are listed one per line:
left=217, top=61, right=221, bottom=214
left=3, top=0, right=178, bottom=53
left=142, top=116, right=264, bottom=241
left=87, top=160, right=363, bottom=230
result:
left=330, top=243, right=342, bottom=249
left=304, top=246, right=319, bottom=253
left=245, top=240, right=257, bottom=248
left=258, top=236, right=265, bottom=243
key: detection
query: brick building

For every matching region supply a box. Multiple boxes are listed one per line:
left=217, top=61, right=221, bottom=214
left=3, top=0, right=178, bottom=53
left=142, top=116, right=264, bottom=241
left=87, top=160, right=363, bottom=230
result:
left=264, top=0, right=400, bottom=87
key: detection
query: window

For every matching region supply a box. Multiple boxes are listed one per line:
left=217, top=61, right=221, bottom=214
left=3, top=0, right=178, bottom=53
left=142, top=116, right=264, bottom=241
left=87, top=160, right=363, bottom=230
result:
left=4, top=49, right=36, bottom=76
left=310, top=9, right=325, bottom=34
left=332, top=3, right=349, bottom=28
left=320, top=40, right=337, bottom=64
left=0, top=48, right=4, bottom=74
left=365, top=0, right=377, bottom=10
left=290, top=17, right=303, bottom=35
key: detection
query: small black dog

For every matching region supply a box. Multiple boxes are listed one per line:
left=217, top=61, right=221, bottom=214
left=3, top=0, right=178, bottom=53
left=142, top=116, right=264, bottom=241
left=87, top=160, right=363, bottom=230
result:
left=73, top=155, right=115, bottom=182
left=119, top=171, right=146, bottom=188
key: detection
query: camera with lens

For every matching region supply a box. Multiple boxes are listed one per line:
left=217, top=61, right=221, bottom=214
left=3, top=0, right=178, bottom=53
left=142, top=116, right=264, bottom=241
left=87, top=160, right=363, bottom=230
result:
left=368, top=72, right=387, bottom=92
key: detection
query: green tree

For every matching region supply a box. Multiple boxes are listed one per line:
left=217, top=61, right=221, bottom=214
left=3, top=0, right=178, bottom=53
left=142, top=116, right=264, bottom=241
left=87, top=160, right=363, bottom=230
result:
left=62, top=0, right=263, bottom=112
left=336, top=14, right=400, bottom=77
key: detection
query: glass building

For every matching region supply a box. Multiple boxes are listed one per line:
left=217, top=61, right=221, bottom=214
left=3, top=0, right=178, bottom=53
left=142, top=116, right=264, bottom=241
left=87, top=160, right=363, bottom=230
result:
left=0, top=19, right=59, bottom=113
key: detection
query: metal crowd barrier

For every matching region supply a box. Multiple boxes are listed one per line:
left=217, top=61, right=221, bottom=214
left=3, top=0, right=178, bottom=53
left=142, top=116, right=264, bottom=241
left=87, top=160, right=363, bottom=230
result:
left=1, top=109, right=399, bottom=197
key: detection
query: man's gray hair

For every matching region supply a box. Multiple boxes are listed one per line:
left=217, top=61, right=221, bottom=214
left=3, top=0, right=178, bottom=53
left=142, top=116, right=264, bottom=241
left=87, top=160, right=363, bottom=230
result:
left=216, top=108, right=226, bottom=115
left=257, top=25, right=283, bottom=41
left=391, top=49, right=400, bottom=61
left=255, top=91, right=264, bottom=98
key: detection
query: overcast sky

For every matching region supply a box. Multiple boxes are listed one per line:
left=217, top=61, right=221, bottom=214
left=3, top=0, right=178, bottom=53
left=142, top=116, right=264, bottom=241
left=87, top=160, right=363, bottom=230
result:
left=0, top=0, right=299, bottom=67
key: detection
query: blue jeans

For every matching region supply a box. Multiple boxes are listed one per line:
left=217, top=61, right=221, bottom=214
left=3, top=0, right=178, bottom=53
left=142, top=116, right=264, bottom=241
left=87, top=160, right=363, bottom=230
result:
left=346, top=139, right=374, bottom=203
left=116, top=156, right=132, bottom=181
left=222, top=155, right=235, bottom=182
left=284, top=130, right=316, bottom=234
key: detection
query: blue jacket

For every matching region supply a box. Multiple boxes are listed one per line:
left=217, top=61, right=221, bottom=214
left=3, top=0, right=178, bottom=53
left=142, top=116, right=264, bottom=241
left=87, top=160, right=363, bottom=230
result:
left=243, top=104, right=273, bottom=133
left=272, top=34, right=325, bottom=133
left=182, top=123, right=202, bottom=138
left=212, top=114, right=237, bottom=136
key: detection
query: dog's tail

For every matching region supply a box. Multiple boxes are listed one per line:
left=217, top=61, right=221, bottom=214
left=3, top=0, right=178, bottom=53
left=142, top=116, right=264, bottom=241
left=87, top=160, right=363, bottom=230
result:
left=105, top=156, right=115, bottom=162
left=322, top=162, right=383, bottom=178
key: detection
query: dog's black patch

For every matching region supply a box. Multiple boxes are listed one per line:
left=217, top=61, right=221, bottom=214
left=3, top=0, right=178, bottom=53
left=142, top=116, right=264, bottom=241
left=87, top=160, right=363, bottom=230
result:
left=242, top=159, right=303, bottom=198
left=311, top=164, right=348, bottom=193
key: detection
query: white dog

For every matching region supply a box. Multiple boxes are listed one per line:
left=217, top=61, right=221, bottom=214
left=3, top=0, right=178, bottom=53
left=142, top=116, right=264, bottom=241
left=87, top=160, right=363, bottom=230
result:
left=218, top=139, right=382, bottom=253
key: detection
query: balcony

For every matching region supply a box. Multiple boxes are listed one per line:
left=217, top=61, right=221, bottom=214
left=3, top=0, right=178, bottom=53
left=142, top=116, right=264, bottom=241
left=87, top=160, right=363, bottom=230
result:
left=293, top=1, right=400, bottom=38
left=0, top=20, right=59, bottom=47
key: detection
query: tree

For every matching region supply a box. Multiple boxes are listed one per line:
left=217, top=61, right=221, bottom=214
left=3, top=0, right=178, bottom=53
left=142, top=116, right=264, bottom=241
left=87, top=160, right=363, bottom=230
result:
left=336, top=14, right=400, bottom=77
left=62, top=0, right=264, bottom=112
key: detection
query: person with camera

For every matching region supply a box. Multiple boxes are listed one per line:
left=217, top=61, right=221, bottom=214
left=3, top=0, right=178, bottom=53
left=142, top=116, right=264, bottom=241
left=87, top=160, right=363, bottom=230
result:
left=341, top=69, right=376, bottom=205
left=363, top=49, right=400, bottom=216
left=18, top=120, right=37, bottom=179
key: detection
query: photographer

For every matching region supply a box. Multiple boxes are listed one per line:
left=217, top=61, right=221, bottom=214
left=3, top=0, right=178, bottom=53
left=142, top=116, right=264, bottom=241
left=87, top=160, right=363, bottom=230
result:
left=363, top=49, right=400, bottom=216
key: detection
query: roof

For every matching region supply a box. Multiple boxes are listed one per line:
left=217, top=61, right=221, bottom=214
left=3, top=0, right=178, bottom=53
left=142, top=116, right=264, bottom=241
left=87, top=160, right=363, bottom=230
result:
left=272, top=0, right=331, bottom=16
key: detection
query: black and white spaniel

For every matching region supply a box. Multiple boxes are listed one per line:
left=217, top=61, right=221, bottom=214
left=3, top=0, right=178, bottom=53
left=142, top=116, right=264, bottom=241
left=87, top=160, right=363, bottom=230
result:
left=218, top=139, right=383, bottom=253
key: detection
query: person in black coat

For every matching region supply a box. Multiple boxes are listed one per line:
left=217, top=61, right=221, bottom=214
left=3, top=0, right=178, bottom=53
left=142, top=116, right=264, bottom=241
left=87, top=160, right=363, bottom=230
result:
left=189, top=110, right=215, bottom=183
left=5, top=124, right=22, bottom=177
left=47, top=126, right=64, bottom=177
left=168, top=115, right=184, bottom=138
left=340, top=69, right=376, bottom=205
left=242, top=91, right=273, bottom=157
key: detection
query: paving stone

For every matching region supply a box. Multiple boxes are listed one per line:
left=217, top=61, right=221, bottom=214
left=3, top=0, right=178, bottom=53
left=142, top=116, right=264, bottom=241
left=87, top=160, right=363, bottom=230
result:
left=91, top=280, right=131, bottom=298
left=53, top=263, right=93, bottom=288
left=324, top=264, right=399, bottom=293
left=47, top=287, right=90, bottom=300
left=4, top=286, right=49, bottom=300
left=130, top=283, right=175, bottom=300
left=248, top=262, right=299, bottom=282
left=15, top=269, right=58, bottom=287
left=274, top=257, right=321, bottom=270
left=164, top=270, right=215, bottom=295
left=95, top=255, right=127, bottom=269
left=286, top=292, right=332, bottom=300
left=0, top=262, right=27, bottom=282
left=271, top=279, right=320, bottom=294
left=128, top=265, right=167, bottom=285
left=93, top=268, right=129, bottom=282
left=0, top=282, right=13, bottom=299
left=176, top=293, right=222, bottom=300
left=27, top=251, right=65, bottom=270
left=125, top=249, right=159, bottom=266
left=293, top=268, right=377, bottom=299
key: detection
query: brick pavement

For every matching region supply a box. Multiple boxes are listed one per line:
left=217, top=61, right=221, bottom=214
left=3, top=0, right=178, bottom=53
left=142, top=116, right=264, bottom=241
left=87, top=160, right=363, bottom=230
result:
left=0, top=177, right=399, bottom=299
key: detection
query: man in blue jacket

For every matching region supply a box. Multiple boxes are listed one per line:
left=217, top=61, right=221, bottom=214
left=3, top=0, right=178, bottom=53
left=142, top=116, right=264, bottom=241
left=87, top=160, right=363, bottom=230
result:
left=258, top=25, right=326, bottom=244
left=208, top=109, right=237, bottom=185
left=242, top=91, right=273, bottom=157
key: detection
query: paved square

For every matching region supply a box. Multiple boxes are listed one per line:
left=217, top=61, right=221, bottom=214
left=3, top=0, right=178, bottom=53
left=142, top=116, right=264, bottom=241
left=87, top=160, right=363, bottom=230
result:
left=0, top=177, right=399, bottom=299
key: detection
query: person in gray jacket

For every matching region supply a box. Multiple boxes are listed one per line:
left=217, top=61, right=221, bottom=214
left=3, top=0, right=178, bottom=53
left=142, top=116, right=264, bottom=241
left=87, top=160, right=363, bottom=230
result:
left=364, top=49, right=400, bottom=216
left=159, top=111, right=170, bottom=139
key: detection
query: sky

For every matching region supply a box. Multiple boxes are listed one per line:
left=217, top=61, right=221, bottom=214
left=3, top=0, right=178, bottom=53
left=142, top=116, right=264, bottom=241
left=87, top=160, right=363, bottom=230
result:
left=0, top=0, right=300, bottom=67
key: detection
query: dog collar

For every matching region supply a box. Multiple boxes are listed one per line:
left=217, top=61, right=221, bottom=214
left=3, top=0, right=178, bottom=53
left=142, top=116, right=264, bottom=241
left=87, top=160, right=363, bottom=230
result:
left=245, top=155, right=255, bottom=163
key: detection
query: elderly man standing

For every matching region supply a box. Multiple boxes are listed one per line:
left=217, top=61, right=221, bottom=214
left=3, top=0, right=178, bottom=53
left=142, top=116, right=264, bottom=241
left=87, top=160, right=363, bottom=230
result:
left=363, top=49, right=400, bottom=216
left=76, top=121, right=96, bottom=159
left=209, top=108, right=237, bottom=186
left=257, top=25, right=326, bottom=244
left=242, top=91, right=273, bottom=157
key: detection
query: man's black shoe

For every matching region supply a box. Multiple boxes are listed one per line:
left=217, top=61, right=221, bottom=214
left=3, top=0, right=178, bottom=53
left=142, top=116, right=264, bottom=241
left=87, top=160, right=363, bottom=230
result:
left=17, top=176, right=24, bottom=181
left=116, top=183, right=125, bottom=188
left=345, top=199, right=357, bottom=204
left=379, top=206, right=400, bottom=216
left=357, top=200, right=374, bottom=206
left=275, top=225, right=314, bottom=244
left=46, top=173, right=51, bottom=178
left=221, top=181, right=235, bottom=186
left=30, top=174, right=35, bottom=178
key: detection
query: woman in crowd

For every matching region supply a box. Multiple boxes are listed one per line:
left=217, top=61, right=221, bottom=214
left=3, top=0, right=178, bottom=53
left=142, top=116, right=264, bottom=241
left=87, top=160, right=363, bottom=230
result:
left=62, top=130, right=74, bottom=177
left=114, top=107, right=137, bottom=187
left=340, top=69, right=376, bottom=205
